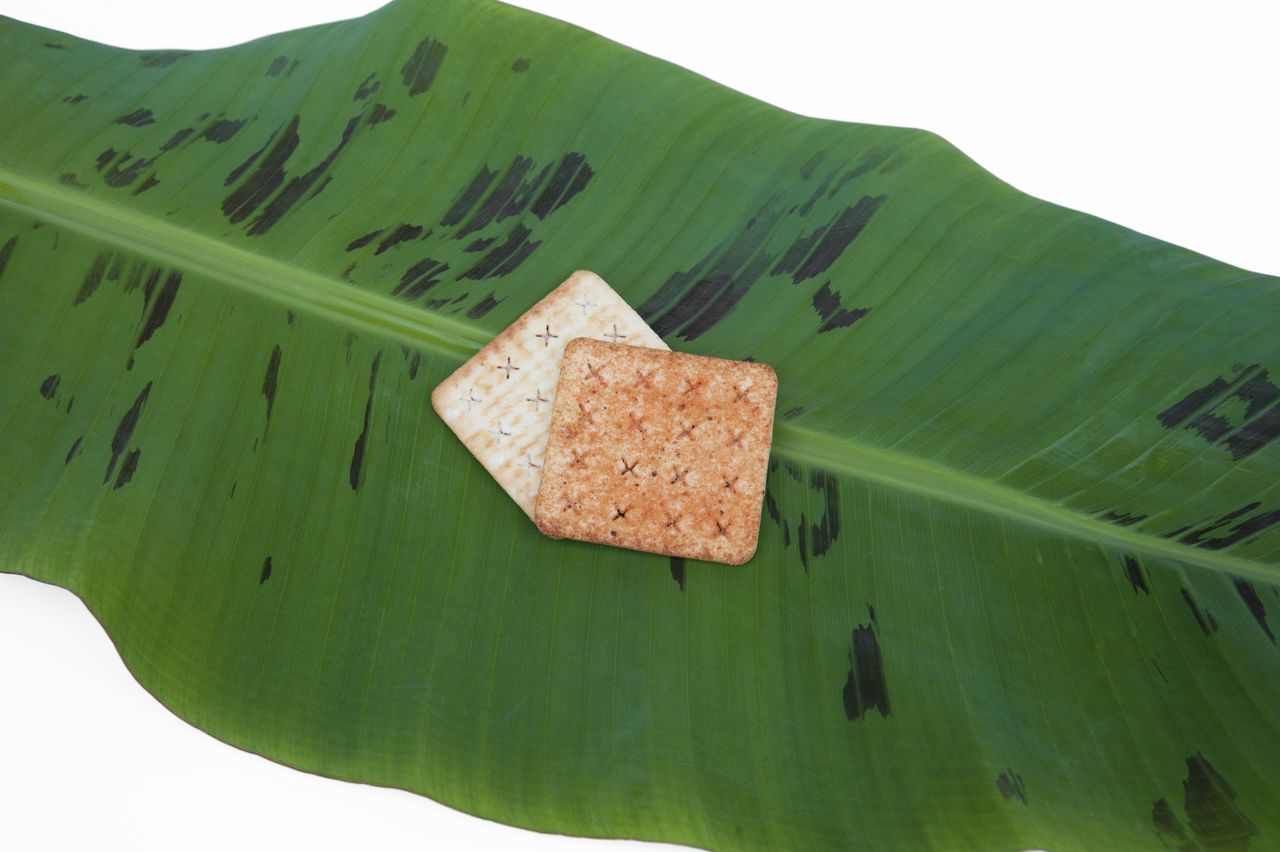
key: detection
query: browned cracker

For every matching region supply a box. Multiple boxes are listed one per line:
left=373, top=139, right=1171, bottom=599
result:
left=431, top=271, right=668, bottom=519
left=534, top=339, right=778, bottom=565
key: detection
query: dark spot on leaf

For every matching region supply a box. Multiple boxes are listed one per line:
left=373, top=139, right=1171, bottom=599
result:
left=39, top=374, right=60, bottom=400
left=65, top=436, right=83, bottom=465
left=827, top=168, right=864, bottom=200
left=1179, top=503, right=1280, bottom=551
left=879, top=153, right=907, bottom=175
left=783, top=406, right=805, bottom=420
left=400, top=38, right=448, bottom=96
left=132, top=175, right=160, bottom=195
left=0, top=235, right=18, bottom=282
left=771, top=226, right=825, bottom=279
left=511, top=57, right=531, bottom=73
left=1232, top=578, right=1274, bottom=643
left=375, top=224, right=423, bottom=254
left=798, top=150, right=825, bottom=180
left=996, top=769, right=1027, bottom=805
left=43, top=42, right=65, bottom=49
left=459, top=224, right=540, bottom=280
left=58, top=172, right=88, bottom=189
left=222, top=118, right=302, bottom=220
left=441, top=166, right=497, bottom=227
left=464, top=236, right=496, bottom=253
left=1182, top=752, right=1258, bottom=849
left=1151, top=798, right=1191, bottom=850
left=393, top=257, right=449, bottom=300
left=367, top=103, right=396, bottom=126
left=354, top=73, right=380, bottom=100
left=640, top=235, right=744, bottom=336
left=1124, top=555, right=1149, bottom=595
left=262, top=344, right=282, bottom=439
left=1159, top=375, right=1236, bottom=428
left=266, top=56, right=289, bottom=76
left=260, top=556, right=273, bottom=584
left=408, top=352, right=421, bottom=380
left=797, top=514, right=809, bottom=571
left=797, top=168, right=838, bottom=217
left=138, top=266, right=161, bottom=308
left=1180, top=588, right=1218, bottom=635
left=103, top=153, right=155, bottom=189
left=63, top=93, right=88, bottom=104
left=139, top=51, right=188, bottom=68
left=113, top=448, right=140, bottom=489
left=223, top=114, right=362, bottom=236
left=645, top=186, right=882, bottom=340
left=286, top=310, right=295, bottom=325
left=349, top=352, right=381, bottom=490
left=455, top=156, right=537, bottom=238
left=764, top=465, right=839, bottom=570
left=792, top=195, right=887, bottom=283
left=808, top=469, right=840, bottom=559
left=95, top=149, right=118, bottom=172
left=674, top=273, right=759, bottom=341
left=115, top=108, right=155, bottom=127
left=105, top=382, right=151, bottom=485
left=224, top=127, right=276, bottom=187
left=466, top=292, right=503, bottom=318
left=670, top=557, right=686, bottom=591
left=1225, top=404, right=1280, bottom=461
left=1102, top=509, right=1148, bottom=527
left=74, top=252, right=111, bottom=305
left=530, top=153, right=594, bottom=219
left=843, top=606, right=890, bottom=720
left=160, top=127, right=194, bottom=151
left=811, top=280, right=871, bottom=332
left=764, top=488, right=781, bottom=524
left=1158, top=364, right=1280, bottom=460
left=347, top=228, right=385, bottom=251
left=128, top=270, right=181, bottom=369
left=201, top=118, right=247, bottom=143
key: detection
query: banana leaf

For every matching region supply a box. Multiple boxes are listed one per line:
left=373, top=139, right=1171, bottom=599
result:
left=2, top=0, right=1278, bottom=850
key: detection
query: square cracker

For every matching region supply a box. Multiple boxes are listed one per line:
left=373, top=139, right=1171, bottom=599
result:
left=431, top=271, right=669, bottom=519
left=534, top=338, right=778, bottom=565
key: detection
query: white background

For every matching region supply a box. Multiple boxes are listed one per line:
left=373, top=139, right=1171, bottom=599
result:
left=1, top=1, right=1277, bottom=850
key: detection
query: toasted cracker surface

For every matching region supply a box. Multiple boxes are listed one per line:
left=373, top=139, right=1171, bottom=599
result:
left=431, top=271, right=668, bottom=519
left=535, top=339, right=778, bottom=565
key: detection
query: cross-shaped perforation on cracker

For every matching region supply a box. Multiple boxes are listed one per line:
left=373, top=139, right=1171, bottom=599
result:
left=535, top=325, right=559, bottom=347
left=496, top=356, right=520, bottom=379
left=534, top=338, right=778, bottom=565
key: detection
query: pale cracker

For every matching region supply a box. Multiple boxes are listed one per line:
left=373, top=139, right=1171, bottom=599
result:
left=534, top=339, right=778, bottom=565
left=431, top=271, right=669, bottom=519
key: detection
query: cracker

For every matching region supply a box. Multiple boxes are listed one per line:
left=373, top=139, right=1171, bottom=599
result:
left=534, top=339, right=778, bottom=565
left=431, top=271, right=669, bottom=519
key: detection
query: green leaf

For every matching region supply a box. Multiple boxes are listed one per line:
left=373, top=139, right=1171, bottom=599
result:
left=2, top=1, right=1278, bottom=850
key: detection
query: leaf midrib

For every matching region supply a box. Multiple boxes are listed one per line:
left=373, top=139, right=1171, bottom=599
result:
left=0, top=167, right=490, bottom=358
left=776, top=425, right=1277, bottom=583
left=4, top=167, right=1274, bottom=584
